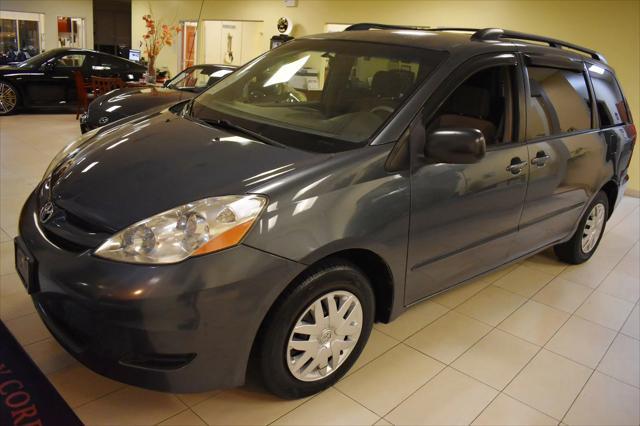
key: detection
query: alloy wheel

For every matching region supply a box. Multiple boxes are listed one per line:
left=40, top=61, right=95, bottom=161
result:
left=581, top=203, right=605, bottom=253
left=0, top=83, right=17, bottom=114
left=287, top=290, right=363, bottom=382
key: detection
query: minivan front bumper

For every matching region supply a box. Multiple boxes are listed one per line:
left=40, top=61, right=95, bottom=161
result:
left=17, top=190, right=305, bottom=392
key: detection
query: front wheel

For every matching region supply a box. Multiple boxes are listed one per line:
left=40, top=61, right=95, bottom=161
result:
left=554, top=190, right=609, bottom=264
left=0, top=81, right=19, bottom=115
left=257, top=260, right=374, bottom=399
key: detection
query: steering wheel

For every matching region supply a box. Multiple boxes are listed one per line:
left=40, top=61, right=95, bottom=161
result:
left=370, top=105, right=394, bottom=117
left=248, top=89, right=268, bottom=102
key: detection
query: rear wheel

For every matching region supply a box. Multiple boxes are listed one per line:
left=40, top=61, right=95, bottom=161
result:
left=554, top=190, right=608, bottom=264
left=257, top=260, right=374, bottom=399
left=0, top=81, right=19, bottom=115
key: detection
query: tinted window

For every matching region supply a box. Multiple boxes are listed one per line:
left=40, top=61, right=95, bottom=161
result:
left=526, top=67, right=592, bottom=139
left=54, top=53, right=87, bottom=68
left=168, top=67, right=233, bottom=91
left=589, top=66, right=629, bottom=127
left=93, top=55, right=128, bottom=72
left=428, top=65, right=517, bottom=146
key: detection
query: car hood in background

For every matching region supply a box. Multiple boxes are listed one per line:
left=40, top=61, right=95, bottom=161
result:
left=50, top=110, right=324, bottom=231
left=0, top=65, right=35, bottom=74
left=88, top=86, right=197, bottom=124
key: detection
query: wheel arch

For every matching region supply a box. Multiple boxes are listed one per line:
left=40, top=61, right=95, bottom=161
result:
left=0, top=78, right=23, bottom=110
left=248, top=247, right=396, bottom=378
left=600, top=179, right=619, bottom=217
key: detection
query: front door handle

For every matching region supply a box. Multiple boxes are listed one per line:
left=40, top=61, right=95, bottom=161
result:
left=531, top=151, right=551, bottom=167
left=506, top=158, right=527, bottom=175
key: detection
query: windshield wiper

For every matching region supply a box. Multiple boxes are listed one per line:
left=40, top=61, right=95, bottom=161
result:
left=204, top=118, right=285, bottom=148
left=182, top=101, right=284, bottom=147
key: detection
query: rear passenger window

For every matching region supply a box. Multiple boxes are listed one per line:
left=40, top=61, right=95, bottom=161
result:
left=526, top=67, right=592, bottom=139
left=92, top=57, right=128, bottom=72
left=588, top=66, right=630, bottom=127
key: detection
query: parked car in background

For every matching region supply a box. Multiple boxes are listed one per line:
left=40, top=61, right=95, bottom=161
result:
left=80, top=64, right=237, bottom=132
left=15, top=25, right=635, bottom=399
left=0, top=48, right=146, bottom=115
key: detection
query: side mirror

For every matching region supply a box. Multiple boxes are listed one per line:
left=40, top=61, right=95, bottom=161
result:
left=425, top=128, right=486, bottom=164
left=41, top=61, right=55, bottom=74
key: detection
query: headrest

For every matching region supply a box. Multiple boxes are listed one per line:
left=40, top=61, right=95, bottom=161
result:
left=444, top=86, right=491, bottom=118
left=371, top=69, right=415, bottom=99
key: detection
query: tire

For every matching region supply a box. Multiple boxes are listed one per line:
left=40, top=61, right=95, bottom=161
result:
left=257, top=259, right=375, bottom=399
left=554, top=190, right=609, bottom=264
left=0, top=81, right=19, bottom=115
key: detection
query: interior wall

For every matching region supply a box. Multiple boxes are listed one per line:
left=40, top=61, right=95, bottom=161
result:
left=1, top=0, right=94, bottom=52
left=132, top=0, right=639, bottom=192
left=93, top=0, right=131, bottom=50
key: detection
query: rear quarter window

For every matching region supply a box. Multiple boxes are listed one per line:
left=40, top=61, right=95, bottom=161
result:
left=526, top=66, right=592, bottom=139
left=588, top=66, right=630, bottom=127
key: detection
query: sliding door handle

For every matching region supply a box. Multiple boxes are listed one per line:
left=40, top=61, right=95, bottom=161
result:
left=506, top=159, right=527, bottom=174
left=531, top=153, right=551, bottom=166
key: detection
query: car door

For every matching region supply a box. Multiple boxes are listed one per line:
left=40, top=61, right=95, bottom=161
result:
left=27, top=52, right=90, bottom=106
left=404, top=54, right=529, bottom=304
left=511, top=56, right=604, bottom=256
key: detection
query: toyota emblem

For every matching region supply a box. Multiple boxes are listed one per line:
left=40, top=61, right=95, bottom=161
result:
left=40, top=201, right=54, bottom=223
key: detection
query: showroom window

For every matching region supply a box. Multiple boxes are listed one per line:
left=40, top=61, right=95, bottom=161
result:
left=588, top=66, right=631, bottom=127
left=0, top=11, right=43, bottom=60
left=526, top=66, right=593, bottom=139
left=428, top=65, right=517, bottom=146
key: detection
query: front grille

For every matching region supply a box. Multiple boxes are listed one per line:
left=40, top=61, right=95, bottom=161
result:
left=64, top=208, right=114, bottom=234
left=41, top=229, right=89, bottom=252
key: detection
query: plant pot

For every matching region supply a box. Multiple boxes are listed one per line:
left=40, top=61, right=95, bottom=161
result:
left=146, top=57, right=157, bottom=84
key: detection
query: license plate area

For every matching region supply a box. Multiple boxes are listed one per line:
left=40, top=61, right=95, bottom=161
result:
left=14, top=238, right=39, bottom=294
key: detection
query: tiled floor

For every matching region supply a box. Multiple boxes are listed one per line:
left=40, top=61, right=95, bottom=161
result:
left=1, top=114, right=639, bottom=425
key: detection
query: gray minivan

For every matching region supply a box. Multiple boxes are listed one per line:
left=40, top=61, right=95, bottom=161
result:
left=15, top=25, right=635, bottom=398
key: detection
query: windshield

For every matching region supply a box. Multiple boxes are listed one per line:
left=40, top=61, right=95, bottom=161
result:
left=168, top=66, right=234, bottom=91
left=15, top=49, right=59, bottom=68
left=191, top=39, right=446, bottom=151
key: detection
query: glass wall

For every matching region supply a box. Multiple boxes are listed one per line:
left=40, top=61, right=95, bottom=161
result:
left=0, top=11, right=43, bottom=63
left=18, top=20, right=40, bottom=55
left=0, top=19, right=18, bottom=55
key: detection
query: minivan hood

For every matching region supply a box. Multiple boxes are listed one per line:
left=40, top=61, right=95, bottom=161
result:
left=50, top=110, right=322, bottom=231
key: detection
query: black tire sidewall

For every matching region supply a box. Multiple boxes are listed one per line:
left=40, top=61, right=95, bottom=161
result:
left=259, top=262, right=375, bottom=399
left=0, top=81, right=19, bottom=115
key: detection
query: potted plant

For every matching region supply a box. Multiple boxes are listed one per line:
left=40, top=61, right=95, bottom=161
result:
left=142, top=14, right=180, bottom=84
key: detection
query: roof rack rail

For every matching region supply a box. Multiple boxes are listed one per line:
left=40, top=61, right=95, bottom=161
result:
left=344, top=23, right=429, bottom=32
left=343, top=23, right=607, bottom=64
left=471, top=28, right=607, bottom=63
left=427, top=27, right=481, bottom=33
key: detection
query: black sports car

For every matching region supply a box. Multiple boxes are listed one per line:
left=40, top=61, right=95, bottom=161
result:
left=0, top=48, right=146, bottom=115
left=80, top=64, right=236, bottom=133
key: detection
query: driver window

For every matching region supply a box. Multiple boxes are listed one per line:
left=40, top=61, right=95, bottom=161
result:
left=428, top=65, right=516, bottom=146
left=54, top=54, right=87, bottom=69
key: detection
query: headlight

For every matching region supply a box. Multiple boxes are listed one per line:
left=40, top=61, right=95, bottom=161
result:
left=94, top=195, right=267, bottom=264
left=43, top=128, right=99, bottom=179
